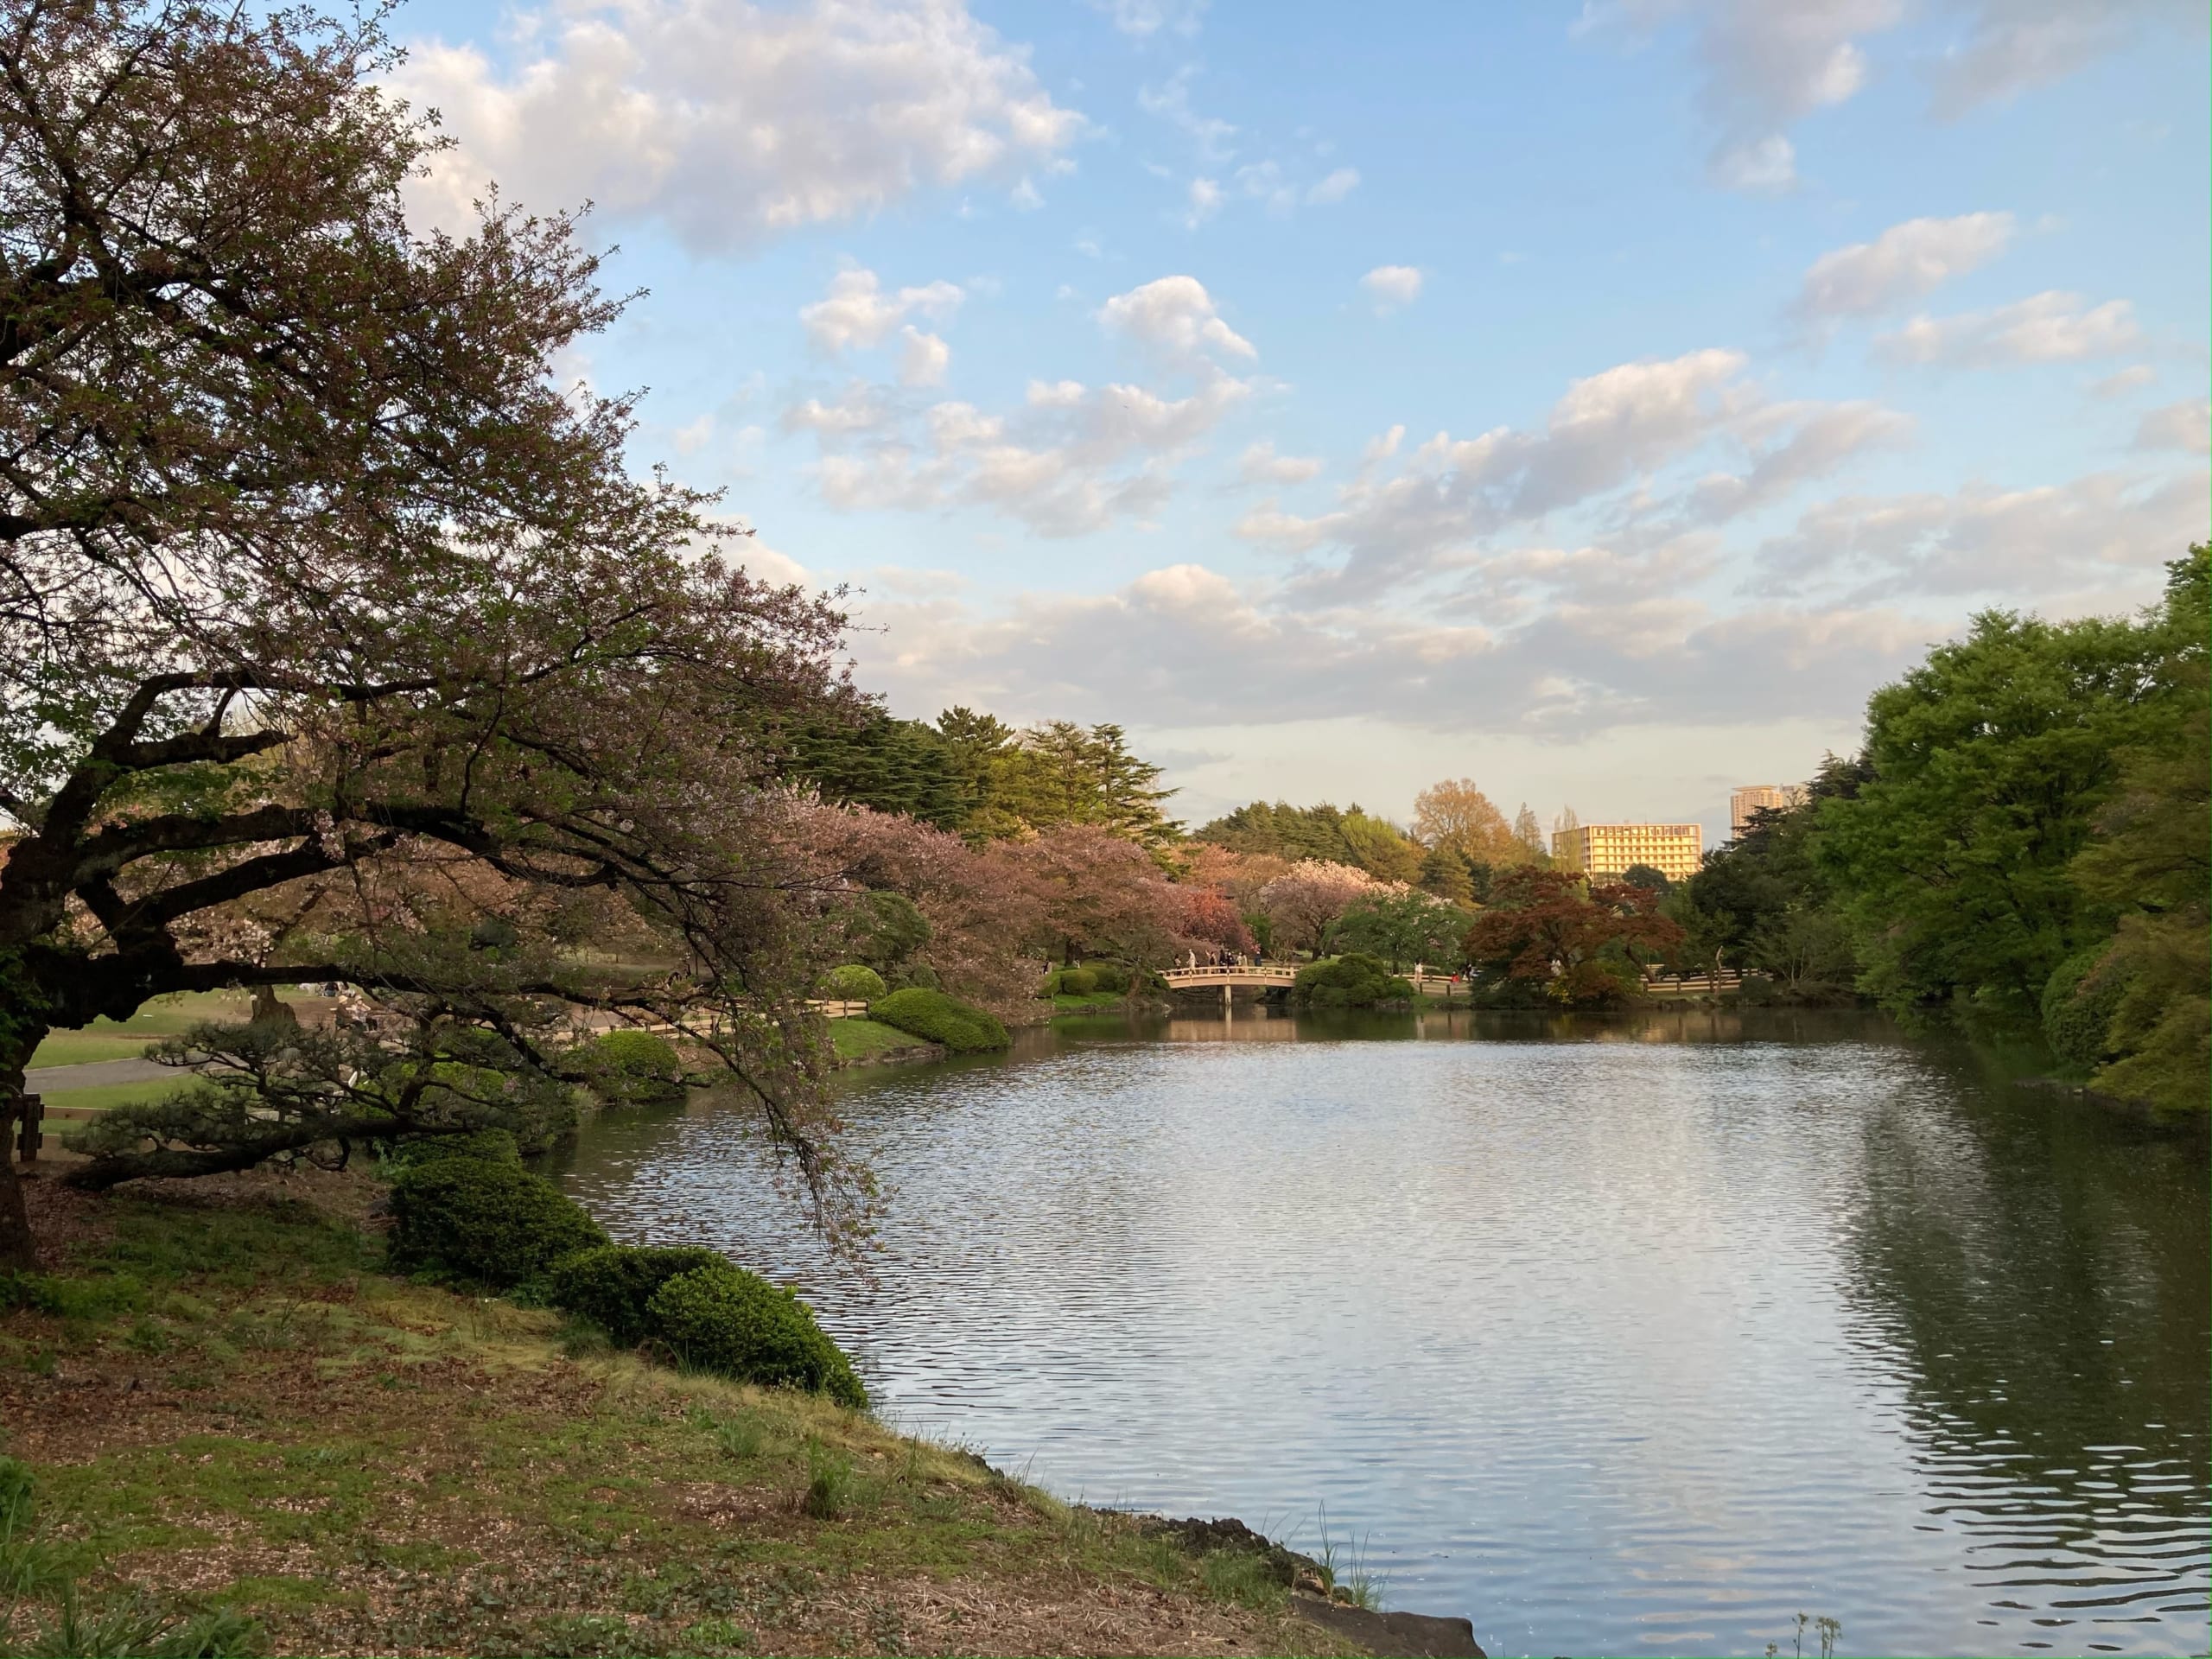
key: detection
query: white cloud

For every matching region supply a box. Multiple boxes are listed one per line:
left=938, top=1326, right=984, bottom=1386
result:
left=1754, top=467, right=2207, bottom=601
left=1690, top=400, right=1916, bottom=519
left=1236, top=350, right=1911, bottom=604
left=1873, top=290, right=2142, bottom=368
left=671, top=414, right=715, bottom=454
left=1093, top=0, right=1208, bottom=37
left=2134, top=399, right=2211, bottom=456
left=1593, top=0, right=2199, bottom=185
left=1360, top=265, right=1425, bottom=312
left=391, top=0, right=1080, bottom=253
left=800, top=268, right=965, bottom=353
left=1306, top=167, right=1361, bottom=205
left=841, top=552, right=1939, bottom=738
left=1601, top=0, right=1900, bottom=190
left=1930, top=0, right=2206, bottom=118
left=2089, top=365, right=2159, bottom=399
left=781, top=382, right=890, bottom=435
left=898, top=327, right=952, bottom=387
left=1795, top=212, right=2016, bottom=320
left=1098, top=275, right=1256, bottom=361
left=788, top=351, right=1255, bottom=538
left=1183, top=176, right=1224, bottom=228
left=1137, top=67, right=1236, bottom=160
left=1239, top=441, right=1325, bottom=485
left=1712, top=133, right=1800, bottom=192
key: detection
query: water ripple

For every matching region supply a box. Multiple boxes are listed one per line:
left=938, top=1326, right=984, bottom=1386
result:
left=556, top=1011, right=2209, bottom=1658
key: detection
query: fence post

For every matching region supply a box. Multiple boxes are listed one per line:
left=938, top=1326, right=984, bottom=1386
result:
left=16, top=1094, right=41, bottom=1164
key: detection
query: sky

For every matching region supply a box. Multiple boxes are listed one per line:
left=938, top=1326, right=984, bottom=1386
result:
left=387, top=0, right=2209, bottom=845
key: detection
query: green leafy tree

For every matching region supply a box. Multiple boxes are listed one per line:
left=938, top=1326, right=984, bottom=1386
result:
left=2066, top=549, right=2209, bottom=1111
left=1814, top=598, right=2176, bottom=1029
left=1197, top=799, right=1421, bottom=880
left=1334, top=888, right=1468, bottom=969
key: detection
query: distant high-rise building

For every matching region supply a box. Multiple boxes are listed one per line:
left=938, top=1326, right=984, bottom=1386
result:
left=1729, top=784, right=1806, bottom=838
left=1550, top=822, right=1703, bottom=884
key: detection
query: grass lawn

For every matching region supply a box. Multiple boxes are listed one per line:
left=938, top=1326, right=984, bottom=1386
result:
left=34, top=1078, right=182, bottom=1116
left=28, top=991, right=255, bottom=1069
left=1049, top=991, right=1126, bottom=1013
left=0, top=1177, right=1357, bottom=1658
left=829, top=1018, right=936, bottom=1064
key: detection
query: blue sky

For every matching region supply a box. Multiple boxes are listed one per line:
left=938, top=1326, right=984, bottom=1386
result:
left=388, top=0, right=2208, bottom=842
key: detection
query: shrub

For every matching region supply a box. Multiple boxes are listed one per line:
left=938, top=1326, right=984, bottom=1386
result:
left=645, top=1265, right=868, bottom=1408
left=819, top=963, right=887, bottom=1001
left=386, top=1160, right=608, bottom=1288
left=580, top=1029, right=687, bottom=1106
left=1087, top=963, right=1130, bottom=994
left=868, top=988, right=1009, bottom=1052
left=547, top=1243, right=731, bottom=1348
left=2041, top=947, right=2133, bottom=1071
left=1290, top=951, right=1414, bottom=1009
left=1056, top=968, right=1099, bottom=995
left=385, top=1127, right=522, bottom=1173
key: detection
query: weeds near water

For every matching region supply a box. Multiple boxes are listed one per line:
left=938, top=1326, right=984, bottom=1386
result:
left=1768, top=1611, right=1842, bottom=1659
left=1314, top=1503, right=1384, bottom=1611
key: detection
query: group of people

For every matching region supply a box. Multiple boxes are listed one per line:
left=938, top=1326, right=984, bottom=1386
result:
left=1179, top=950, right=1260, bottom=970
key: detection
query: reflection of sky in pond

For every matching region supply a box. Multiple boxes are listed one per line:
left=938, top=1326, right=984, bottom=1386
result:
left=553, top=1011, right=2209, bottom=1658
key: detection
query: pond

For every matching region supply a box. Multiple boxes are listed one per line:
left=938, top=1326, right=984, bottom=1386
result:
left=551, top=1007, right=2210, bottom=1659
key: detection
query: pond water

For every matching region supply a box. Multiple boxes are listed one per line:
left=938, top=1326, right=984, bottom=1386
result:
left=551, top=1008, right=2210, bottom=1659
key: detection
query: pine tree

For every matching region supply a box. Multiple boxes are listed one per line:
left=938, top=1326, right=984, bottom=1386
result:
left=1418, top=843, right=1476, bottom=906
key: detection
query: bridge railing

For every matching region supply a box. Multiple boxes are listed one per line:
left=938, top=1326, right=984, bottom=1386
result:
left=1158, top=964, right=1297, bottom=982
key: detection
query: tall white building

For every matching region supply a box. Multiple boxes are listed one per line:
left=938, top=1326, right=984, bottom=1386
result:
left=1729, top=784, right=1805, bottom=839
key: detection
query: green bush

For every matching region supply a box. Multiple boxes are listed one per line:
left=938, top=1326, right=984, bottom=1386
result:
left=385, top=1127, right=523, bottom=1173
left=546, top=1243, right=731, bottom=1348
left=1087, top=963, right=1130, bottom=994
left=645, top=1265, right=868, bottom=1408
left=1056, top=968, right=1099, bottom=995
left=386, top=1160, right=608, bottom=1288
left=2041, top=947, right=2133, bottom=1071
left=1291, top=951, right=1414, bottom=1009
left=580, top=1028, right=687, bottom=1106
left=868, top=988, right=1009, bottom=1052
left=819, top=963, right=887, bottom=1001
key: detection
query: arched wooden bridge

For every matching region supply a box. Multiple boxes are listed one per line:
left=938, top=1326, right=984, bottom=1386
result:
left=1159, top=964, right=1300, bottom=989
left=1160, top=964, right=1467, bottom=999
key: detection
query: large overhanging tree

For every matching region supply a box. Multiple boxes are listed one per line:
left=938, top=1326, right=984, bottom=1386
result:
left=0, top=0, right=868, bottom=1268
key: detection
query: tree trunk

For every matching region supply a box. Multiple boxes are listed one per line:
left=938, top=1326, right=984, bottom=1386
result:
left=0, top=1059, right=36, bottom=1272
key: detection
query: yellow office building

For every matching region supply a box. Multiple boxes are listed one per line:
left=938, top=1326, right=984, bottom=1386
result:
left=1550, top=822, right=1703, bottom=884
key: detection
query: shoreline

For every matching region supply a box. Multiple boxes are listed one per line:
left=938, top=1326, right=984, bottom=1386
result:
left=0, top=1166, right=1484, bottom=1657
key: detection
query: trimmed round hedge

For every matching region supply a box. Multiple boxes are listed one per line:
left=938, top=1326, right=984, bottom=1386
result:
left=546, top=1243, right=731, bottom=1348
left=867, top=988, right=1009, bottom=1053
left=386, top=1160, right=608, bottom=1288
left=581, top=1029, right=687, bottom=1106
left=646, top=1264, right=868, bottom=1408
left=385, top=1127, right=523, bottom=1173
left=1056, top=968, right=1099, bottom=995
left=1291, top=951, right=1414, bottom=1009
left=819, top=963, right=888, bottom=1001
